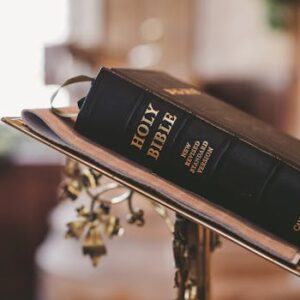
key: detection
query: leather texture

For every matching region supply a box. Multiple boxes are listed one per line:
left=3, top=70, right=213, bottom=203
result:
left=113, top=68, right=300, bottom=170
left=74, top=68, right=300, bottom=246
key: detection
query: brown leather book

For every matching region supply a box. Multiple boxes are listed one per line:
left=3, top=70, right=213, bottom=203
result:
left=74, top=68, right=300, bottom=248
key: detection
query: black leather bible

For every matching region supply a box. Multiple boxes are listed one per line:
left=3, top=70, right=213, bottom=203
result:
left=73, top=67, right=300, bottom=247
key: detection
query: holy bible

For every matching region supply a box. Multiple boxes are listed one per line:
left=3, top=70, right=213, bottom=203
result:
left=75, top=67, right=300, bottom=247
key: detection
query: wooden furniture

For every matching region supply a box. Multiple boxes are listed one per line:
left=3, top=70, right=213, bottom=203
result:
left=0, top=164, right=62, bottom=300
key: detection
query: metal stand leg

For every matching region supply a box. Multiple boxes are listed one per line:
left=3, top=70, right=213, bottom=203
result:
left=174, top=215, right=220, bottom=300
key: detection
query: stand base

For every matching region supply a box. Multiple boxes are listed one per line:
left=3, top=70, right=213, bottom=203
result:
left=174, top=216, right=220, bottom=300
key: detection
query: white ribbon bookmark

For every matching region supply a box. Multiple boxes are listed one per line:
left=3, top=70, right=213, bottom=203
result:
left=50, top=75, right=94, bottom=118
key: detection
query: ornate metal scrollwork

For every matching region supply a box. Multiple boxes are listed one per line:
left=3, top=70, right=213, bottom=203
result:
left=60, top=159, right=219, bottom=300
left=60, top=158, right=172, bottom=266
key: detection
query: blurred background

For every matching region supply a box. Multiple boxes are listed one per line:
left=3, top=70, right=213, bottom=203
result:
left=0, top=0, right=300, bottom=299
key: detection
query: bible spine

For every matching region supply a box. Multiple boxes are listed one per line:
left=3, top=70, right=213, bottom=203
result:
left=75, top=68, right=300, bottom=246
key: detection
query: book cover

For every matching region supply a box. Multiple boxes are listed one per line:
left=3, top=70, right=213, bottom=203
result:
left=75, top=67, right=300, bottom=247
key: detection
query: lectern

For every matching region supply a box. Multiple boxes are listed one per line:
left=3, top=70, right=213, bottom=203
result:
left=2, top=116, right=300, bottom=300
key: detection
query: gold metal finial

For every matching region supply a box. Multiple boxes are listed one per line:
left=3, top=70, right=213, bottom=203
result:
left=83, top=224, right=107, bottom=267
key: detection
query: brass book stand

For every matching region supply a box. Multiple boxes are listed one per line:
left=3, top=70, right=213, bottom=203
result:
left=2, top=116, right=300, bottom=300
left=59, top=157, right=216, bottom=300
